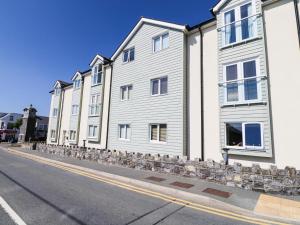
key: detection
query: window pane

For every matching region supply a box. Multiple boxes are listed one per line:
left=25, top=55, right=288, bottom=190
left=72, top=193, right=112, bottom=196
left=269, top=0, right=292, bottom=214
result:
left=154, top=37, right=161, bottom=52
left=121, top=87, right=127, bottom=100
left=126, top=125, right=131, bottom=139
left=226, top=123, right=243, bottom=146
left=88, top=126, right=92, bottom=136
left=226, top=65, right=238, bottom=81
left=162, top=34, right=169, bottom=49
left=159, top=124, right=167, bottom=142
left=241, top=3, right=253, bottom=40
left=160, top=77, right=168, bottom=94
left=152, top=80, right=159, bottom=95
left=123, top=50, right=128, bottom=62
left=245, top=123, right=262, bottom=147
left=151, top=125, right=158, bottom=141
left=244, top=78, right=258, bottom=100
left=227, top=83, right=239, bottom=101
left=129, top=48, right=135, bottom=61
left=128, top=85, right=132, bottom=99
left=119, top=125, right=125, bottom=139
left=243, top=61, right=256, bottom=78
left=225, top=10, right=236, bottom=44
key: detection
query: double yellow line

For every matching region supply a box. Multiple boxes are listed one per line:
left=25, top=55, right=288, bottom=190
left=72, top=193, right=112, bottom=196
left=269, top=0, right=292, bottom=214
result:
left=6, top=148, right=290, bottom=225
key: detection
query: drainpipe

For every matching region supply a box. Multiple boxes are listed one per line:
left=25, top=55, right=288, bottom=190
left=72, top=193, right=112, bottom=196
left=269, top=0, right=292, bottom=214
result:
left=199, top=27, right=205, bottom=161
left=76, top=76, right=84, bottom=146
left=294, top=0, right=300, bottom=47
left=105, top=63, right=113, bottom=150
left=57, top=89, right=65, bottom=145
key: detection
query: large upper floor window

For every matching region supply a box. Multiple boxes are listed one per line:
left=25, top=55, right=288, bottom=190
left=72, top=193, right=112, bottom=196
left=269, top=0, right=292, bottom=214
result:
left=71, top=105, right=79, bottom=116
left=150, top=124, right=167, bottom=143
left=89, top=94, right=100, bottom=116
left=52, top=108, right=58, bottom=117
left=92, top=65, right=102, bottom=86
left=151, top=77, right=168, bottom=96
left=119, top=124, right=131, bottom=140
left=73, top=79, right=81, bottom=89
left=153, top=33, right=169, bottom=52
left=123, top=47, right=135, bottom=63
left=226, top=122, right=263, bottom=150
left=223, top=59, right=261, bottom=104
left=88, top=125, right=98, bottom=138
left=9, top=115, right=14, bottom=121
left=223, top=2, right=256, bottom=46
left=120, top=85, right=133, bottom=101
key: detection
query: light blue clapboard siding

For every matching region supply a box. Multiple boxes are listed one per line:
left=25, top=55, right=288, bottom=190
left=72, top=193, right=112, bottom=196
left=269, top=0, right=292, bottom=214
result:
left=217, top=0, right=272, bottom=155
left=108, top=23, right=186, bottom=156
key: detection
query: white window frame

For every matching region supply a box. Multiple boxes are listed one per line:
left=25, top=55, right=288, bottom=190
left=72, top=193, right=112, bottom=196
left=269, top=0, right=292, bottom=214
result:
left=50, top=130, right=56, bottom=139
left=91, top=64, right=102, bottom=86
left=152, top=32, right=169, bottom=53
left=89, top=94, right=101, bottom=116
left=122, top=47, right=135, bottom=63
left=221, top=0, right=258, bottom=47
left=151, top=76, right=168, bottom=96
left=69, top=130, right=76, bottom=141
left=118, top=124, right=131, bottom=141
left=88, top=125, right=98, bottom=138
left=71, top=105, right=79, bottom=116
left=52, top=108, right=58, bottom=117
left=73, top=79, right=81, bottom=89
left=149, top=124, right=167, bottom=143
left=120, top=85, right=133, bottom=101
left=225, top=122, right=264, bottom=150
left=223, top=58, right=262, bottom=105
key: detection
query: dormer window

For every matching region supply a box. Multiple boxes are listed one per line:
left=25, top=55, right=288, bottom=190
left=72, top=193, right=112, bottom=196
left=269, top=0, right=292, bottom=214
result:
left=92, top=65, right=102, bottom=86
left=54, top=88, right=61, bottom=96
left=222, top=2, right=256, bottom=46
left=123, top=47, right=135, bottom=63
left=73, top=79, right=81, bottom=89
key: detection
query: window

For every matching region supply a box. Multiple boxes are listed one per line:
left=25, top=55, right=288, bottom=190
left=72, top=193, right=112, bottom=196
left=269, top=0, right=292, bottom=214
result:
left=9, top=116, right=14, bottom=121
left=150, top=124, right=167, bottom=143
left=92, top=65, right=102, bottom=86
left=223, top=2, right=256, bottom=46
left=88, top=125, right=98, bottom=138
left=89, top=94, right=100, bottom=116
left=50, top=130, right=56, bottom=139
left=71, top=105, right=79, bottom=115
left=73, top=79, right=81, bottom=89
left=54, top=88, right=61, bottom=96
left=153, top=33, right=169, bottom=52
left=123, top=48, right=135, bottom=63
left=52, top=108, right=58, bottom=117
left=119, top=124, right=131, bottom=140
left=151, top=77, right=168, bottom=96
left=223, top=59, right=260, bottom=104
left=120, top=85, right=133, bottom=101
left=226, top=122, right=263, bottom=149
left=69, top=130, right=76, bottom=141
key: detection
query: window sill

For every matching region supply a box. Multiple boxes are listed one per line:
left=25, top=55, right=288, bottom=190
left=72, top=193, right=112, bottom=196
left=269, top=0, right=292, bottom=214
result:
left=119, top=138, right=130, bottom=142
left=151, top=93, right=168, bottom=97
left=150, top=140, right=167, bottom=145
left=220, top=36, right=262, bottom=50
left=91, top=83, right=102, bottom=87
left=152, top=47, right=170, bottom=54
left=88, top=114, right=100, bottom=117
left=222, top=148, right=272, bottom=158
left=221, top=101, right=267, bottom=108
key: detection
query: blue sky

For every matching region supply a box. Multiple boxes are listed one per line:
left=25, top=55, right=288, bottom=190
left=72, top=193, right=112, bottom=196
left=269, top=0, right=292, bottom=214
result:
left=0, top=0, right=216, bottom=116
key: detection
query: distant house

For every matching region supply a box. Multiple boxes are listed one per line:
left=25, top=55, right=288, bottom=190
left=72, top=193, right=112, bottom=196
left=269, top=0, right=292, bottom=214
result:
left=0, top=113, right=22, bottom=130
left=35, top=116, right=49, bottom=141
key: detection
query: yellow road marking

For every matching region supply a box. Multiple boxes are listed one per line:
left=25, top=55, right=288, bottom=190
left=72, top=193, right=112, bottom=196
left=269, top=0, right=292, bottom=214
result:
left=4, top=148, right=291, bottom=225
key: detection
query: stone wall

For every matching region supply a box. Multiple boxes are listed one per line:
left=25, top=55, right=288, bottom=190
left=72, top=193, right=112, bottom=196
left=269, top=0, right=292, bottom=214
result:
left=25, top=143, right=300, bottom=195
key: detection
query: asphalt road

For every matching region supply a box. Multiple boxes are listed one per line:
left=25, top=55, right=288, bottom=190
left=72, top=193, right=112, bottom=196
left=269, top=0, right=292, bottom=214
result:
left=0, top=149, right=255, bottom=225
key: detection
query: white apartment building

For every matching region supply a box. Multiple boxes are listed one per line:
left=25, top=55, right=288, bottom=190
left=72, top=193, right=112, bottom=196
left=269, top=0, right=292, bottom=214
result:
left=47, top=0, right=300, bottom=168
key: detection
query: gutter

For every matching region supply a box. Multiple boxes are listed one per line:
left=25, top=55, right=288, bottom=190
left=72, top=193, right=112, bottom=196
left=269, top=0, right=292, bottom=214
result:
left=57, top=90, right=65, bottom=145
left=199, top=27, right=205, bottom=161
left=76, top=76, right=84, bottom=146
left=294, top=0, right=300, bottom=47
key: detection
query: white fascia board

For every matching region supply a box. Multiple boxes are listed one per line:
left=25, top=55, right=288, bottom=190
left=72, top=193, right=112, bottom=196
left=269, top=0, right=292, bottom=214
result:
left=111, top=17, right=187, bottom=61
left=89, top=54, right=104, bottom=67
left=71, top=71, right=82, bottom=81
left=213, top=0, right=228, bottom=13
left=53, top=81, right=62, bottom=89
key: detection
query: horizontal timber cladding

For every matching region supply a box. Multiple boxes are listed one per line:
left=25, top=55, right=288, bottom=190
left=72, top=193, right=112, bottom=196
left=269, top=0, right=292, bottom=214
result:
left=108, top=22, right=186, bottom=156
left=216, top=0, right=273, bottom=157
